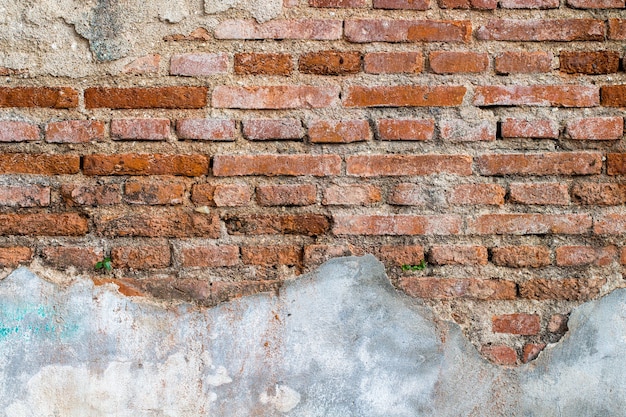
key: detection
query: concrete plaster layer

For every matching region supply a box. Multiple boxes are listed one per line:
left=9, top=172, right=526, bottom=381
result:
left=0, top=256, right=624, bottom=416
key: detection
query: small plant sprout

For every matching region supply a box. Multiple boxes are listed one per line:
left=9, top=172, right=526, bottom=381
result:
left=95, top=257, right=113, bottom=272
left=401, top=259, right=427, bottom=272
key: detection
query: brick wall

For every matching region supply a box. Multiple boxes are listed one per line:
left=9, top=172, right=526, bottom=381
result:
left=1, top=0, right=625, bottom=365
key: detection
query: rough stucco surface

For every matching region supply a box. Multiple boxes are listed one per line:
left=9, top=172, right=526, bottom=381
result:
left=0, top=255, right=625, bottom=416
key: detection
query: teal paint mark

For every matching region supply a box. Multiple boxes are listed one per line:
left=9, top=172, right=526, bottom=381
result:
left=0, top=303, right=80, bottom=341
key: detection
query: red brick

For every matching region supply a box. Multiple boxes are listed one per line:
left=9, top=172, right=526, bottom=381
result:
left=256, top=184, right=317, bottom=206
left=0, top=68, right=27, bottom=76
left=170, top=53, right=228, bottom=76
left=345, top=85, right=466, bottom=108
left=438, top=0, right=497, bottom=8
left=190, top=184, right=216, bottom=206
left=214, top=19, right=342, bottom=40
left=373, top=0, right=430, bottom=9
left=112, top=245, right=171, bottom=269
left=122, top=54, right=160, bottom=74
left=303, top=244, right=359, bottom=266
left=85, top=87, right=208, bottom=109
left=495, top=52, right=553, bottom=74
left=481, top=346, right=518, bottom=366
left=601, top=85, right=626, bottom=107
left=364, top=52, right=423, bottom=74
left=448, top=184, right=505, bottom=205
left=124, top=177, right=186, bottom=205
left=429, top=51, right=488, bottom=74
left=493, top=313, right=540, bottom=335
left=234, top=53, right=293, bottom=76
left=377, top=119, right=434, bottom=141
left=520, top=278, right=606, bottom=300
left=609, top=19, right=626, bottom=40
left=322, top=185, right=381, bottom=205
left=388, top=183, right=430, bottom=206
left=213, top=85, right=339, bottom=109
left=333, top=214, right=462, bottom=235
left=509, top=183, right=570, bottom=205
left=180, top=245, right=240, bottom=267
left=492, top=246, right=551, bottom=268
left=571, top=183, right=626, bottom=205
left=560, top=51, right=620, bottom=75
left=61, top=184, right=121, bottom=206
left=308, top=120, right=370, bottom=143
left=0, top=121, right=39, bottom=142
left=468, top=214, right=592, bottom=235
left=225, top=214, right=330, bottom=236
left=348, top=155, right=472, bottom=176
left=400, top=278, right=516, bottom=300
left=42, top=246, right=102, bottom=270
left=213, top=154, right=341, bottom=176
left=500, top=0, right=559, bottom=7
left=568, top=0, right=625, bottom=8
left=429, top=245, right=488, bottom=265
left=0, top=185, right=50, bottom=207
left=0, top=154, right=80, bottom=175
left=345, top=19, right=472, bottom=43
left=0, top=87, right=78, bottom=108
left=594, top=214, right=626, bottom=234
left=243, top=119, right=304, bottom=140
left=622, top=248, right=626, bottom=265
left=500, top=118, right=559, bottom=139
left=476, top=19, right=605, bottom=42
left=556, top=245, right=617, bottom=266
left=0, top=247, right=32, bottom=268
left=474, top=85, right=599, bottom=107
left=440, top=120, right=495, bottom=142
left=241, top=245, right=302, bottom=266
left=45, top=120, right=104, bottom=143
left=0, top=213, right=88, bottom=236
left=176, top=119, right=236, bottom=141
left=83, top=154, right=208, bottom=176
left=96, top=211, right=220, bottom=238
left=213, top=184, right=252, bottom=207
left=310, top=0, right=366, bottom=6
left=522, top=343, right=546, bottom=363
left=608, top=153, right=626, bottom=175
left=299, top=51, right=361, bottom=75
left=111, top=119, right=170, bottom=141
left=476, top=152, right=602, bottom=176
left=567, top=117, right=623, bottom=140
left=162, top=27, right=212, bottom=41
left=548, top=314, right=569, bottom=333
left=379, top=245, right=424, bottom=266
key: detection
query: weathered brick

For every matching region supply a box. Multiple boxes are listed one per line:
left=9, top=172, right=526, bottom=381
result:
left=377, top=119, right=434, bottom=141
left=190, top=184, right=216, bottom=206
left=476, top=152, right=602, bottom=176
left=429, top=51, right=488, bottom=74
left=571, top=183, right=626, bottom=205
left=310, top=0, right=366, bottom=6
left=243, top=119, right=304, bottom=140
left=170, top=53, right=228, bottom=76
left=213, top=85, right=339, bottom=109
left=214, top=19, right=342, bottom=40
left=429, top=245, right=488, bottom=265
left=124, top=177, right=186, bottom=205
left=622, top=248, right=626, bottom=265
left=122, top=54, right=160, bottom=74
left=594, top=214, right=626, bottom=234
left=241, top=245, right=302, bottom=266
left=333, top=214, right=462, bottom=235
left=548, top=314, right=569, bottom=333
left=439, top=120, right=495, bottom=142
left=481, top=345, right=518, bottom=366
left=522, top=343, right=546, bottom=363
left=520, top=278, right=606, bottom=301
left=400, top=278, right=516, bottom=300
left=493, top=314, right=540, bottom=335
left=234, top=53, right=293, bottom=76
left=308, top=120, right=370, bottom=143
left=388, top=183, right=429, bottom=206
left=500, top=0, right=559, bottom=8
left=608, top=153, right=626, bottom=175
left=0, top=154, right=80, bottom=175
left=42, top=246, right=102, bottom=270
left=364, top=52, right=423, bottom=74
left=0, top=247, right=33, bottom=268
left=492, top=246, right=551, bottom=268
left=495, top=52, right=553, bottom=74
left=225, top=214, right=330, bottom=236
left=213, top=184, right=253, bottom=207
left=373, top=0, right=430, bottom=9
left=45, top=120, right=104, bottom=143
left=556, top=245, right=617, bottom=266
left=83, top=154, right=208, bottom=176
left=347, top=155, right=472, bottom=176
left=163, top=27, right=212, bottom=41
left=560, top=51, right=620, bottom=75
left=299, top=51, right=361, bottom=75
left=344, top=19, right=472, bottom=43
left=85, top=87, right=208, bottom=109
left=0, top=121, right=39, bottom=142
left=322, top=185, right=381, bottom=205
left=608, top=19, right=626, bottom=40
left=566, top=117, right=623, bottom=140
left=112, top=245, right=171, bottom=269
left=61, top=184, right=121, bottom=206
left=468, top=214, right=592, bottom=235
left=256, top=184, right=317, bottom=206
left=180, top=245, right=240, bottom=267
left=213, top=154, right=341, bottom=176
left=500, top=118, right=559, bottom=139
left=0, top=185, right=50, bottom=207
left=0, top=87, right=78, bottom=108
left=96, top=211, right=220, bottom=238
left=176, top=119, right=236, bottom=141
left=0, top=213, right=88, bottom=236
left=474, top=86, right=599, bottom=107
left=379, top=245, right=424, bottom=266
left=509, top=183, right=570, bottom=205
left=601, top=85, right=626, bottom=107
left=303, top=244, right=359, bottom=266
left=111, top=119, right=170, bottom=141
left=477, top=19, right=605, bottom=42
left=448, top=184, right=505, bottom=205
left=567, top=0, right=625, bottom=8
left=344, top=86, right=466, bottom=107
left=438, top=0, right=497, bottom=8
